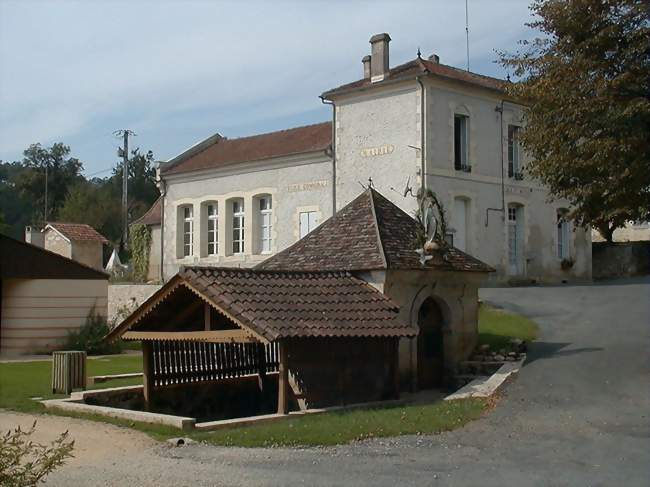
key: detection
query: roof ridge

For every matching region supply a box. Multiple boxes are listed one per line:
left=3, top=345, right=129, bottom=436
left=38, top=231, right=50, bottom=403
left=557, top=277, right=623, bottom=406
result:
left=185, top=265, right=350, bottom=276
left=225, top=121, right=331, bottom=142
left=367, top=188, right=388, bottom=269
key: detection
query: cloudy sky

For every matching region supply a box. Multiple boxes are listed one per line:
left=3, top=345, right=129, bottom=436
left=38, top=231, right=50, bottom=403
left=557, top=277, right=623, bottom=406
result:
left=0, top=0, right=536, bottom=176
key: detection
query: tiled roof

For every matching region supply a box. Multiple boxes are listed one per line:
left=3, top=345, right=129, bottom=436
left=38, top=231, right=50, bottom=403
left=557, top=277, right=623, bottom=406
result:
left=161, top=122, right=332, bottom=176
left=132, top=197, right=162, bottom=226
left=46, top=222, right=109, bottom=243
left=257, top=188, right=494, bottom=273
left=108, top=267, right=416, bottom=342
left=322, top=58, right=506, bottom=98
left=0, top=234, right=108, bottom=280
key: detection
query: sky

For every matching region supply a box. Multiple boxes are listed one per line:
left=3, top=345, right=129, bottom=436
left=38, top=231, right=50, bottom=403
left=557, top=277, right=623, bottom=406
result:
left=0, top=0, right=536, bottom=177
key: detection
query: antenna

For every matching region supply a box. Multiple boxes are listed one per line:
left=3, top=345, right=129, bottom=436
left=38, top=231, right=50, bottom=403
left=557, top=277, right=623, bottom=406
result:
left=465, top=0, right=470, bottom=71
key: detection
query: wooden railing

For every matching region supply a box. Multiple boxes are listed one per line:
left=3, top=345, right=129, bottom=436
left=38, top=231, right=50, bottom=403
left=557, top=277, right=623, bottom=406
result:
left=150, top=340, right=279, bottom=387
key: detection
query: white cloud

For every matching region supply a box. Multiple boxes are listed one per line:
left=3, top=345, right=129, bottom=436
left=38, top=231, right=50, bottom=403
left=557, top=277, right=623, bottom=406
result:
left=0, top=0, right=534, bottom=170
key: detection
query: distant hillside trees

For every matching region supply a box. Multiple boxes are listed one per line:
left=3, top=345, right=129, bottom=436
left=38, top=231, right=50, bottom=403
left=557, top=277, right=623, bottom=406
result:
left=0, top=143, right=159, bottom=244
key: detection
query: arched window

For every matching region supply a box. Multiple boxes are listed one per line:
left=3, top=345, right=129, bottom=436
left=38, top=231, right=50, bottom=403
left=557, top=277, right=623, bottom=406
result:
left=231, top=199, right=245, bottom=255
left=557, top=209, right=571, bottom=259
left=206, top=202, right=218, bottom=256
left=258, top=195, right=272, bottom=253
left=180, top=205, right=194, bottom=257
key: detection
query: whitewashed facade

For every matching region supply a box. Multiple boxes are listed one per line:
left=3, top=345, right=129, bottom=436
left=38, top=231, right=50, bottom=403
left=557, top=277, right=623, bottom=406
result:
left=156, top=34, right=591, bottom=283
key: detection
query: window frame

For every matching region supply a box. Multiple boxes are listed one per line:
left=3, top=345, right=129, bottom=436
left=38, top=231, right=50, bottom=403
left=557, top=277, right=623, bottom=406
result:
left=231, top=199, right=245, bottom=255
left=299, top=211, right=318, bottom=239
left=206, top=202, right=219, bottom=256
left=182, top=205, right=194, bottom=257
left=556, top=210, right=571, bottom=260
left=454, top=114, right=469, bottom=170
left=258, top=196, right=272, bottom=254
left=508, top=125, right=522, bottom=178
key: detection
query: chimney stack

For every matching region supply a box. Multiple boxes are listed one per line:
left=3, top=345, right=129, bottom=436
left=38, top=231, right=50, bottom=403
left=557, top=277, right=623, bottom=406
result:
left=369, top=33, right=391, bottom=82
left=362, top=55, right=371, bottom=79
left=428, top=54, right=440, bottom=64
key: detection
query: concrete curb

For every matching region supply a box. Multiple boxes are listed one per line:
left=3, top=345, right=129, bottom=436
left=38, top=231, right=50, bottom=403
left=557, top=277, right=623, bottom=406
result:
left=444, top=355, right=526, bottom=401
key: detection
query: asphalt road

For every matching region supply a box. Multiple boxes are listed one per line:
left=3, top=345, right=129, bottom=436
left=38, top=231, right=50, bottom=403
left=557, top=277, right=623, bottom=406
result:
left=12, top=277, right=650, bottom=486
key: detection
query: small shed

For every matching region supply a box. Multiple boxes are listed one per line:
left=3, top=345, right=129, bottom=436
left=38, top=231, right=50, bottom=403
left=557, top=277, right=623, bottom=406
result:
left=0, top=235, right=109, bottom=356
left=106, top=267, right=416, bottom=417
left=43, top=222, right=109, bottom=271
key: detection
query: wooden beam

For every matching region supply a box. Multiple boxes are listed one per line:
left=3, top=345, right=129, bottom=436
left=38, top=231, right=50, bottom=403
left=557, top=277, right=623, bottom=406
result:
left=277, top=341, right=289, bottom=415
left=142, top=341, right=154, bottom=411
left=122, top=330, right=257, bottom=343
left=204, top=302, right=211, bottom=331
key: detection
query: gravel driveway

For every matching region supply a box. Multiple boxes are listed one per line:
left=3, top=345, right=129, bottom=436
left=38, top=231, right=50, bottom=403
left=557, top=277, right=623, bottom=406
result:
left=2, top=277, right=648, bottom=486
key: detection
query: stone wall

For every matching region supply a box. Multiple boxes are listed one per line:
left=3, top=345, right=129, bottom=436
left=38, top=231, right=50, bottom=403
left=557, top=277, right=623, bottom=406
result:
left=108, top=284, right=161, bottom=325
left=592, top=242, right=650, bottom=280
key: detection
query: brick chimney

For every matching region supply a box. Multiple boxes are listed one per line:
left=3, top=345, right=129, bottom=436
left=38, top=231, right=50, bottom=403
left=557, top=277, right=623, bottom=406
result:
left=369, top=33, right=391, bottom=82
left=362, top=55, right=371, bottom=79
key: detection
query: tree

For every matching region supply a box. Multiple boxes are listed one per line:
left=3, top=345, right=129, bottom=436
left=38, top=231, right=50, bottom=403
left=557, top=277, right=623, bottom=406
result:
left=14, top=143, right=84, bottom=225
left=109, top=148, right=159, bottom=223
left=57, top=181, right=122, bottom=243
left=0, top=161, right=33, bottom=239
left=500, top=0, right=650, bottom=242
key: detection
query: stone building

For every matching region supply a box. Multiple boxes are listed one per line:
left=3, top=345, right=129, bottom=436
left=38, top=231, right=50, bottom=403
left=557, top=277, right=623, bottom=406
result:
left=39, top=222, right=108, bottom=271
left=148, top=33, right=591, bottom=283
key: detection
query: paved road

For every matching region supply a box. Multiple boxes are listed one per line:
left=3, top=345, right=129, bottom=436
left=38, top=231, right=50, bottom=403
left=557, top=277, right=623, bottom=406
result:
left=4, top=278, right=649, bottom=486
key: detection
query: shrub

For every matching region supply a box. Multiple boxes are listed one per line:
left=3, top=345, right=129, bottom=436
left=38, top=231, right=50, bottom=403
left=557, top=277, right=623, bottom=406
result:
left=65, top=308, right=122, bottom=355
left=0, top=421, right=74, bottom=487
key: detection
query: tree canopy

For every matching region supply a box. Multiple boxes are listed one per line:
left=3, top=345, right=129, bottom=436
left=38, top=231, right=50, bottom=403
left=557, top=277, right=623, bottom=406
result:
left=501, top=0, right=650, bottom=242
left=0, top=143, right=159, bottom=244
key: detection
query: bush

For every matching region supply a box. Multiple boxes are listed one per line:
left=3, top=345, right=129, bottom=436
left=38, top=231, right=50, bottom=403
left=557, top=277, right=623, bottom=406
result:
left=65, top=309, right=122, bottom=355
left=0, top=421, right=74, bottom=487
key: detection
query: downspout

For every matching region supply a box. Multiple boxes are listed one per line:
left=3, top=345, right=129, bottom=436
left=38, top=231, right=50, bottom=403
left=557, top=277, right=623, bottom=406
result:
left=485, top=99, right=506, bottom=226
left=415, top=76, right=426, bottom=193
left=158, top=176, right=166, bottom=283
left=320, top=96, right=336, bottom=215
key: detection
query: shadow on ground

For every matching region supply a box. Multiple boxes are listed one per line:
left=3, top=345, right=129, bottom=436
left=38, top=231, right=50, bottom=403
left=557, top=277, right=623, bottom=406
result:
left=525, top=341, right=604, bottom=364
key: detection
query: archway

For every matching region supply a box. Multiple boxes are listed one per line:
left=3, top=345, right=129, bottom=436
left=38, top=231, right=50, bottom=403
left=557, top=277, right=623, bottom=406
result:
left=417, top=297, right=445, bottom=389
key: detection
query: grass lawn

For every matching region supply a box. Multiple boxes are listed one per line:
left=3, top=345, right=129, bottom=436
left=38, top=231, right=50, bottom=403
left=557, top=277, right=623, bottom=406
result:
left=0, top=305, right=537, bottom=447
left=0, top=354, right=142, bottom=413
left=478, top=303, right=539, bottom=351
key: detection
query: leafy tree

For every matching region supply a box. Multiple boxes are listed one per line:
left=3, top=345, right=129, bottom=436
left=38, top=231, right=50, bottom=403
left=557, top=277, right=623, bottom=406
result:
left=0, top=161, right=32, bottom=239
left=500, top=0, right=650, bottom=242
left=109, top=148, right=159, bottom=223
left=14, top=143, right=84, bottom=225
left=57, top=181, right=122, bottom=243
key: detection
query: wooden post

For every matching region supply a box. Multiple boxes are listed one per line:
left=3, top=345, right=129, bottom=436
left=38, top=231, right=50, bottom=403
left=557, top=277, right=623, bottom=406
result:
left=257, top=343, right=267, bottom=391
left=277, top=341, right=289, bottom=415
left=142, top=341, right=154, bottom=411
left=204, top=302, right=211, bottom=331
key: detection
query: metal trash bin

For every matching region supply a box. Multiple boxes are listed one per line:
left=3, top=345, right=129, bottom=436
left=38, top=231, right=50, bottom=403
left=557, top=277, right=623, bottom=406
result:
left=52, top=351, right=87, bottom=394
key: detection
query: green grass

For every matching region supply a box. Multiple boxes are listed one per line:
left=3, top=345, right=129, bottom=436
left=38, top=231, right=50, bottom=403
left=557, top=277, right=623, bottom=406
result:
left=0, top=354, right=142, bottom=413
left=478, top=303, right=539, bottom=351
left=192, top=398, right=488, bottom=447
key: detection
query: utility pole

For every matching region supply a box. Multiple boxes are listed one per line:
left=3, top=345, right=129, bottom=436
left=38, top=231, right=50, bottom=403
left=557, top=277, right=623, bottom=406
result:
left=114, top=129, right=136, bottom=249
left=44, top=163, right=48, bottom=223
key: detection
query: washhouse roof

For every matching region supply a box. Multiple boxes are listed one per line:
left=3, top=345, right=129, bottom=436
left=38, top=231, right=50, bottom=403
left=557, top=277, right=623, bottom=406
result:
left=256, top=188, right=494, bottom=273
left=106, top=266, right=416, bottom=343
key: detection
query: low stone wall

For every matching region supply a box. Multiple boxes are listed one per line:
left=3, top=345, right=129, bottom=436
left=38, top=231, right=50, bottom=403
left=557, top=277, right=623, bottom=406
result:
left=108, top=284, right=161, bottom=325
left=592, top=241, right=650, bottom=280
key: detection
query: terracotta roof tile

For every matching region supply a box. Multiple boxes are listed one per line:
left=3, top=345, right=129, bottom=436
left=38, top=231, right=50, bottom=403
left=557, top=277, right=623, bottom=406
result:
left=46, top=222, right=109, bottom=243
left=161, top=122, right=332, bottom=176
left=322, top=58, right=506, bottom=98
left=256, top=188, right=494, bottom=273
left=167, top=267, right=416, bottom=341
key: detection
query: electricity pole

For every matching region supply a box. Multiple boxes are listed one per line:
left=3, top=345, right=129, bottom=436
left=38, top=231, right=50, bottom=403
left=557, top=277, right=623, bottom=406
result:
left=44, top=164, right=48, bottom=223
left=114, top=129, right=136, bottom=249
